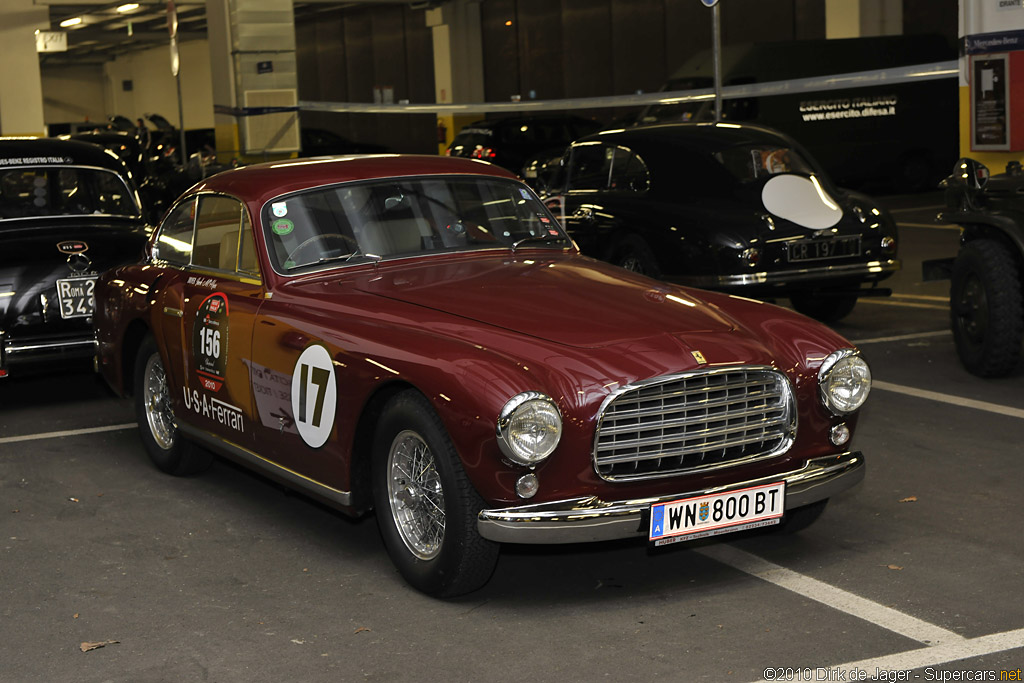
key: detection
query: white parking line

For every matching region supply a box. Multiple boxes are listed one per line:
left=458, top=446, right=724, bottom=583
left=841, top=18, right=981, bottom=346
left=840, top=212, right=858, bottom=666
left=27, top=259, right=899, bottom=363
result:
left=872, top=381, right=1024, bottom=420
left=897, top=221, right=960, bottom=230
left=889, top=205, right=944, bottom=214
left=0, top=422, right=136, bottom=445
left=851, top=330, right=951, bottom=345
left=698, top=545, right=964, bottom=646
left=858, top=299, right=949, bottom=310
left=751, top=627, right=1024, bottom=682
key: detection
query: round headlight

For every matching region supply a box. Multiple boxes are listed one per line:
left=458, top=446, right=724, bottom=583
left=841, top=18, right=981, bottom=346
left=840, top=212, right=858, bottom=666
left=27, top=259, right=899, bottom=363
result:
left=496, top=392, right=563, bottom=466
left=818, top=350, right=871, bottom=415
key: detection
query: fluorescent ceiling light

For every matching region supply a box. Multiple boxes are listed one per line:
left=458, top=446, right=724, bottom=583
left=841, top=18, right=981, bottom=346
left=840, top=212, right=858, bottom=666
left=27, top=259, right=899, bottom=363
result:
left=59, top=16, right=82, bottom=27
left=116, top=3, right=140, bottom=12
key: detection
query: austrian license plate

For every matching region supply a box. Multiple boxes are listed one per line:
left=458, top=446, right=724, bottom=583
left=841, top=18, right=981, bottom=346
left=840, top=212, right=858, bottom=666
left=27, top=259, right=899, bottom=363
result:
left=56, top=277, right=97, bottom=319
left=788, top=236, right=861, bottom=262
left=649, top=481, right=785, bottom=546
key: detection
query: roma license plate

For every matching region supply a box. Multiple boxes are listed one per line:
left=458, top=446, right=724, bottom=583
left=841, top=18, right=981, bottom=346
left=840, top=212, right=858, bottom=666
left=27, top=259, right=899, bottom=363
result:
left=56, top=277, right=97, bottom=319
left=788, top=236, right=861, bottom=262
left=649, top=481, right=785, bottom=546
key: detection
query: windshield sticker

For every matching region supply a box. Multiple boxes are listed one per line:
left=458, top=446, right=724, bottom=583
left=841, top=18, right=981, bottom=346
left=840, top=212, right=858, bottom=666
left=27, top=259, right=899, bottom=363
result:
left=182, top=388, right=244, bottom=432
left=519, top=188, right=532, bottom=199
left=290, top=344, right=337, bottom=449
left=272, top=218, right=294, bottom=236
left=271, top=202, right=288, bottom=217
left=192, top=292, right=229, bottom=392
left=0, top=156, right=73, bottom=166
left=244, top=359, right=297, bottom=434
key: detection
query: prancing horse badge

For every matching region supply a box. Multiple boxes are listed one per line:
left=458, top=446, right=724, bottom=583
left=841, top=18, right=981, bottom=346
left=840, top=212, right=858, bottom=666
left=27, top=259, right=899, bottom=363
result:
left=691, top=350, right=707, bottom=364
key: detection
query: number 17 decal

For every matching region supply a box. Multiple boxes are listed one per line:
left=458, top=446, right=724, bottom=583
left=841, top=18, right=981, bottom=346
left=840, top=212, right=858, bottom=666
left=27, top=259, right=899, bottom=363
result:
left=290, top=344, right=337, bottom=448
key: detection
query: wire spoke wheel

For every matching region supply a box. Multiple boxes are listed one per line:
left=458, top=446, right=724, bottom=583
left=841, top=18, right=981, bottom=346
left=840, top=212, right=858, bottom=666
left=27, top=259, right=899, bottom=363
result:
left=143, top=352, right=176, bottom=451
left=386, top=430, right=445, bottom=560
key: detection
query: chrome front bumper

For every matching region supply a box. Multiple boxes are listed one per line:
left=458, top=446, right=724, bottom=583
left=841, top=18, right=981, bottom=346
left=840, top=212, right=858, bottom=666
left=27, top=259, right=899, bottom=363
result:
left=678, top=259, right=901, bottom=289
left=477, top=451, right=864, bottom=544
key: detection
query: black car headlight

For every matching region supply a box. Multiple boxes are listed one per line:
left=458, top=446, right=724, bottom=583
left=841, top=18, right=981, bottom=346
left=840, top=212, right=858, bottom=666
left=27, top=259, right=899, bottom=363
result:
left=496, top=392, right=563, bottom=466
left=818, top=349, right=871, bottom=415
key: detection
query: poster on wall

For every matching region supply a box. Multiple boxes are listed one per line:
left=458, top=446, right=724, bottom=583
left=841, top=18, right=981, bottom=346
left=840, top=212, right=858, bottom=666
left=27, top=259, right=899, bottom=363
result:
left=971, top=54, right=1010, bottom=151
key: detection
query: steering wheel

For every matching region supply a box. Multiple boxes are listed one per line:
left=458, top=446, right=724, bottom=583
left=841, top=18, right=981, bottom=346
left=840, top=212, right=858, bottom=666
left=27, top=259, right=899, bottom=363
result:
left=284, top=232, right=359, bottom=266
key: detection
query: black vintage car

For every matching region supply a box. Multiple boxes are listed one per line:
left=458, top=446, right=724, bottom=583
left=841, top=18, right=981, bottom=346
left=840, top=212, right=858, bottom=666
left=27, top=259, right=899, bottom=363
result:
left=924, top=158, right=1024, bottom=377
left=542, top=122, right=900, bottom=322
left=446, top=115, right=602, bottom=177
left=0, top=138, right=149, bottom=377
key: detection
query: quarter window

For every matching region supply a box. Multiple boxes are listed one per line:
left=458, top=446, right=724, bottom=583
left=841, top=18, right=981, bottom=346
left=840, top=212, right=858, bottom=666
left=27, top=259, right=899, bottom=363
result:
left=567, top=144, right=649, bottom=194
left=154, top=198, right=196, bottom=264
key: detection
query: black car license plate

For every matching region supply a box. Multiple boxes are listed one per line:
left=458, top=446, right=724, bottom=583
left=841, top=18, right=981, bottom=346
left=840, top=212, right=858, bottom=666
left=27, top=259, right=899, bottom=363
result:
left=788, top=236, right=861, bottom=262
left=56, top=277, right=97, bottom=319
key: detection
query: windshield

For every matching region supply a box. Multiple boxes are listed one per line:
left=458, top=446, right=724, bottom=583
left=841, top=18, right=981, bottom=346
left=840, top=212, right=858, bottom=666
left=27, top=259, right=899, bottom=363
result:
left=262, top=175, right=569, bottom=274
left=0, top=166, right=139, bottom=219
left=714, top=144, right=817, bottom=184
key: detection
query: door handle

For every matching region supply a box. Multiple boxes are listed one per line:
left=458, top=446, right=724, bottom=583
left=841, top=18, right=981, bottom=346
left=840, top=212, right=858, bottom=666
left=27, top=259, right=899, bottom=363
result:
left=572, top=206, right=594, bottom=221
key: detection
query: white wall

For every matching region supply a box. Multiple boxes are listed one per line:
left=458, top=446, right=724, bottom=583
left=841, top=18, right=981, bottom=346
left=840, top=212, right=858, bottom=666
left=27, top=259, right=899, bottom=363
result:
left=42, top=65, right=107, bottom=126
left=103, top=39, right=215, bottom=130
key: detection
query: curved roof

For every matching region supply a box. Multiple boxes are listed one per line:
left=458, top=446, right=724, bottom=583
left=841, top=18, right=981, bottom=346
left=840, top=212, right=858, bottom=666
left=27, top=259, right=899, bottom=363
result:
left=577, top=122, right=798, bottom=155
left=0, top=137, right=129, bottom=174
left=190, top=154, right=519, bottom=206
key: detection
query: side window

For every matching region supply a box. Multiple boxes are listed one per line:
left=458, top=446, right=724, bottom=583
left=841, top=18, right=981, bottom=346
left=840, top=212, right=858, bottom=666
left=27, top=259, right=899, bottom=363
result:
left=193, top=195, right=245, bottom=271
left=567, top=144, right=613, bottom=191
left=154, top=198, right=196, bottom=264
left=609, top=149, right=650, bottom=194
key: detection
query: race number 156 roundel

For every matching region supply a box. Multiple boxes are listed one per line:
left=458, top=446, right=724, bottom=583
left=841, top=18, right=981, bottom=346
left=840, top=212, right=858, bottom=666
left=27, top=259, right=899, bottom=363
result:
left=290, top=344, right=338, bottom=449
left=193, top=292, right=229, bottom=392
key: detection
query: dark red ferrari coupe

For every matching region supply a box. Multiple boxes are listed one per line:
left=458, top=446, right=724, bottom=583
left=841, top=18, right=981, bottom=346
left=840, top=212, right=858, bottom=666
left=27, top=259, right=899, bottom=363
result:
left=94, top=155, right=870, bottom=597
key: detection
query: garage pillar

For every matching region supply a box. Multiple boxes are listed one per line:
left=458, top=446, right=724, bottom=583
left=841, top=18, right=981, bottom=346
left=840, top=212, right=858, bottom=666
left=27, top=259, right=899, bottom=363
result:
left=825, top=0, right=903, bottom=39
left=426, top=0, right=485, bottom=154
left=0, top=0, right=48, bottom=136
left=205, top=0, right=300, bottom=163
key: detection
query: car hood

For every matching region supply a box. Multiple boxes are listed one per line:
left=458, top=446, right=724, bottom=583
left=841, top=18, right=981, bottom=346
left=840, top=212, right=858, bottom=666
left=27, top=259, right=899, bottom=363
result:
left=351, top=252, right=739, bottom=349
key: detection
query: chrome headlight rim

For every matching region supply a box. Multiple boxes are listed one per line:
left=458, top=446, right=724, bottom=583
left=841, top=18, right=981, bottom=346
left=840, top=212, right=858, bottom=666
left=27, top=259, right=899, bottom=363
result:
left=818, top=348, right=871, bottom=416
left=496, top=391, right=563, bottom=466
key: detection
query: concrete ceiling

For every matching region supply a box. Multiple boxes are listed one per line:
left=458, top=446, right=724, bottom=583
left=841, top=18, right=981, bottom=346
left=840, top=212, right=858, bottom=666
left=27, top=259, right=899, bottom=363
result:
left=37, top=0, right=425, bottom=66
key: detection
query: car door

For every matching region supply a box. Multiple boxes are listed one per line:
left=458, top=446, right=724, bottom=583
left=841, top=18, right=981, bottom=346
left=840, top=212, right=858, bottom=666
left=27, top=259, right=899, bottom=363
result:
left=151, top=194, right=263, bottom=450
left=552, top=143, right=643, bottom=256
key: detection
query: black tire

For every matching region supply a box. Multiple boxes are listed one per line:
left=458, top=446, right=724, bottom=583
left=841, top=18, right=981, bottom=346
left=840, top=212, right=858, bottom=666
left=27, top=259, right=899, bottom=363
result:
left=613, top=236, right=661, bottom=279
left=950, top=239, right=1024, bottom=377
left=133, top=336, right=212, bottom=476
left=775, top=499, right=828, bottom=534
left=789, top=289, right=859, bottom=323
left=371, top=390, right=499, bottom=597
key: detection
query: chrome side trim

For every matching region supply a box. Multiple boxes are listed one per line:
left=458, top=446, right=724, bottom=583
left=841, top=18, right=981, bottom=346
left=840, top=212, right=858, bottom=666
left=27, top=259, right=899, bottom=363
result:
left=178, top=423, right=353, bottom=508
left=477, top=451, right=864, bottom=544
left=5, top=338, right=97, bottom=356
left=678, top=259, right=901, bottom=288
left=162, top=306, right=184, bottom=318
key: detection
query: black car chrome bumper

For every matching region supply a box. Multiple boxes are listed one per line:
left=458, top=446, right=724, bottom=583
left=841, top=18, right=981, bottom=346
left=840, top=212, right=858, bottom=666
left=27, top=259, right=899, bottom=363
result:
left=0, top=331, right=97, bottom=377
left=477, top=451, right=864, bottom=544
left=678, top=259, right=901, bottom=289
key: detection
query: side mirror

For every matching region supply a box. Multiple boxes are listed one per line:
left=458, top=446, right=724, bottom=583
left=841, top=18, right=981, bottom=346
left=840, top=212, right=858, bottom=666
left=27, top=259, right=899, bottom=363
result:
left=955, top=158, right=990, bottom=189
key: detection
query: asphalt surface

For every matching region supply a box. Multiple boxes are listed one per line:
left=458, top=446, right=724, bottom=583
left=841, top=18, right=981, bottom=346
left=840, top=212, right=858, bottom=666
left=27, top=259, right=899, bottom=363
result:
left=2, top=192, right=1023, bottom=683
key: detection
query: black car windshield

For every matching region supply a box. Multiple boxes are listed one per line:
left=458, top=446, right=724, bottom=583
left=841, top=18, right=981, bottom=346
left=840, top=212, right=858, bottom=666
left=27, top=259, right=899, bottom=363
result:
left=0, top=166, right=139, bottom=219
left=262, top=175, right=569, bottom=274
left=714, top=144, right=817, bottom=184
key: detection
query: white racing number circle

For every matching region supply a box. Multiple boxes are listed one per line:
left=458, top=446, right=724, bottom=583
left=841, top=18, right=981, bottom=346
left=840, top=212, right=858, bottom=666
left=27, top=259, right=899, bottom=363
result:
left=290, top=344, right=337, bottom=449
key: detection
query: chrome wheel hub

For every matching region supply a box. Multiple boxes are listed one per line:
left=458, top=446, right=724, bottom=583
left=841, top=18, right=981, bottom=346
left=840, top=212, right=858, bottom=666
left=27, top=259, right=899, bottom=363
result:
left=143, top=354, right=176, bottom=451
left=387, top=430, right=445, bottom=560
